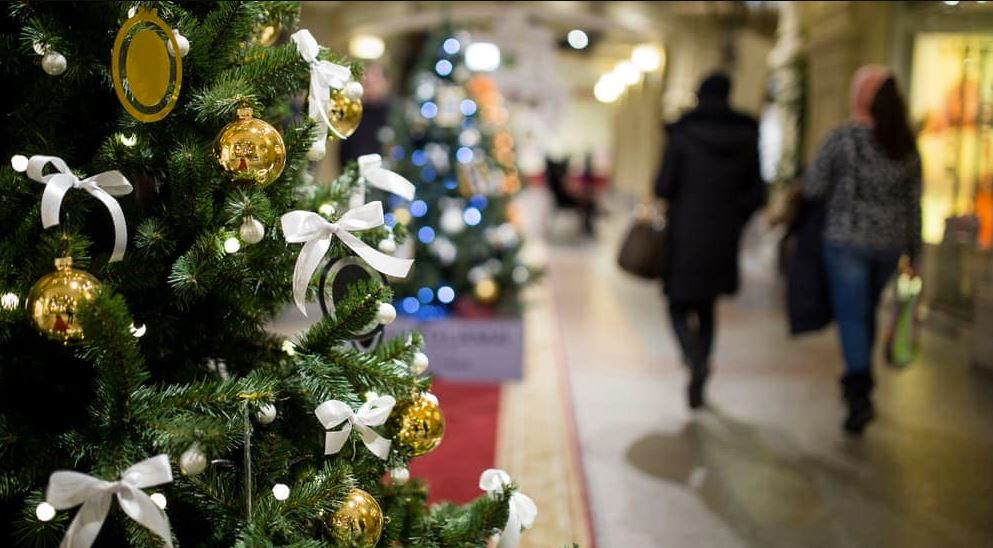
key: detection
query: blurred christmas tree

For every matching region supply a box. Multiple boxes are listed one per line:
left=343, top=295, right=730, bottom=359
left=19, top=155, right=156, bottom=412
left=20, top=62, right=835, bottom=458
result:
left=386, top=29, right=537, bottom=317
left=0, top=2, right=532, bottom=546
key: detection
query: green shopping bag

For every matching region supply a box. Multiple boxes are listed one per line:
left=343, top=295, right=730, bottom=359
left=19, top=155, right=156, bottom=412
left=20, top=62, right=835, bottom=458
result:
left=885, top=272, right=922, bottom=368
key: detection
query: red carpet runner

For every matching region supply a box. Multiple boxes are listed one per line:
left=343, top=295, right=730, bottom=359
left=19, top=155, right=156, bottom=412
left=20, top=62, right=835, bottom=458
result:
left=409, top=378, right=501, bottom=504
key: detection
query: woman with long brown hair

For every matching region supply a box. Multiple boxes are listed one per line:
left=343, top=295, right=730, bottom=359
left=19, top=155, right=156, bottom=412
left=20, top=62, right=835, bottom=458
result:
left=804, top=65, right=922, bottom=434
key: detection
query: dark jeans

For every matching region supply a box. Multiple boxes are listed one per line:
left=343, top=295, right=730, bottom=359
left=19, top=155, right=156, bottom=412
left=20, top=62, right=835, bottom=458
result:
left=822, top=244, right=901, bottom=374
left=668, top=299, right=715, bottom=370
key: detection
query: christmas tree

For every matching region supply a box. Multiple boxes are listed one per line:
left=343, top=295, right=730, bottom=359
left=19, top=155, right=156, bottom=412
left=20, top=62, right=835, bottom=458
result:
left=386, top=30, right=536, bottom=317
left=0, top=2, right=532, bottom=546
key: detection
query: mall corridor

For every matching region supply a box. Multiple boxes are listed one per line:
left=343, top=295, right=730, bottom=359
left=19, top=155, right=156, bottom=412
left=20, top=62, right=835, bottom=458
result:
left=545, top=194, right=993, bottom=548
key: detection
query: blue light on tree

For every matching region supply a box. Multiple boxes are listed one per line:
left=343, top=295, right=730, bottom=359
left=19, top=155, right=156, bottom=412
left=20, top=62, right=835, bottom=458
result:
left=417, top=287, right=434, bottom=303
left=463, top=207, right=482, bottom=226
left=460, top=99, right=477, bottom=116
left=456, top=147, right=474, bottom=164
left=384, top=212, right=396, bottom=227
left=444, top=178, right=458, bottom=190
left=443, top=38, right=461, bottom=55
left=435, top=59, right=453, bottom=77
left=418, top=226, right=436, bottom=244
left=402, top=297, right=420, bottom=314
left=390, top=145, right=405, bottom=160
left=411, top=149, right=427, bottom=166
left=410, top=200, right=428, bottom=218
left=468, top=194, right=488, bottom=210
left=420, top=101, right=438, bottom=119
left=438, top=285, right=456, bottom=304
left=420, top=166, right=437, bottom=181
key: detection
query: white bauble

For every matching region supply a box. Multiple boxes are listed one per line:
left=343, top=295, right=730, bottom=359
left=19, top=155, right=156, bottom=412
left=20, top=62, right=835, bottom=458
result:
left=344, top=80, right=364, bottom=101
left=240, top=217, right=265, bottom=244
left=390, top=466, right=410, bottom=485
left=41, top=51, right=67, bottom=76
left=180, top=446, right=208, bottom=476
left=257, top=403, right=277, bottom=425
left=167, top=30, right=190, bottom=57
left=376, top=302, right=397, bottom=325
left=410, top=352, right=430, bottom=374
left=378, top=238, right=397, bottom=254
left=440, top=207, right=466, bottom=235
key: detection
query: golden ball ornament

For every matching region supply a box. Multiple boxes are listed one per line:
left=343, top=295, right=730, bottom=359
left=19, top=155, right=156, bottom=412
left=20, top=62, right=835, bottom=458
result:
left=214, top=106, right=286, bottom=187
left=326, top=488, right=384, bottom=548
left=26, top=257, right=101, bottom=344
left=474, top=278, right=500, bottom=304
left=390, top=394, right=445, bottom=457
left=328, top=88, right=363, bottom=140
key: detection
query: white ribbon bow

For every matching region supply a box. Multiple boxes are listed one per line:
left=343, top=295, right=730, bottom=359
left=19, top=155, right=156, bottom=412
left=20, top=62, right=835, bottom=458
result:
left=291, top=29, right=351, bottom=160
left=45, top=454, right=174, bottom=548
left=349, top=154, right=416, bottom=209
left=281, top=202, right=413, bottom=315
left=479, top=469, right=537, bottom=548
left=21, top=154, right=133, bottom=262
left=314, top=396, right=396, bottom=460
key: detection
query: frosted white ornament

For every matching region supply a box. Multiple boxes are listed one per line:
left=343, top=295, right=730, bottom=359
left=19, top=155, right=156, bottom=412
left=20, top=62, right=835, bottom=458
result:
left=344, top=80, right=364, bottom=101
left=150, top=493, right=167, bottom=510
left=239, top=216, right=265, bottom=244
left=41, top=51, right=67, bottom=76
left=376, top=302, right=397, bottom=325
left=440, top=207, right=466, bottom=235
left=179, top=446, right=208, bottom=476
left=390, top=466, right=410, bottom=485
left=35, top=502, right=56, bottom=522
left=410, top=352, right=429, bottom=374
left=167, top=29, right=190, bottom=58
left=257, top=403, right=277, bottom=424
left=378, top=238, right=397, bottom=254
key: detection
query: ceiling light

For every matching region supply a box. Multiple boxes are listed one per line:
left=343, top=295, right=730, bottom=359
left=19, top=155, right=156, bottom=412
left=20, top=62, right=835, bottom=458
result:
left=349, top=34, right=385, bottom=60
left=567, top=29, right=589, bottom=50
left=465, top=42, right=501, bottom=72
left=632, top=44, right=663, bottom=72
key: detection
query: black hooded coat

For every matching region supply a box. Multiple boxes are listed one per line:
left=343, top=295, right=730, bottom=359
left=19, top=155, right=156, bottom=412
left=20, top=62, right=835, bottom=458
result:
left=654, top=101, right=766, bottom=302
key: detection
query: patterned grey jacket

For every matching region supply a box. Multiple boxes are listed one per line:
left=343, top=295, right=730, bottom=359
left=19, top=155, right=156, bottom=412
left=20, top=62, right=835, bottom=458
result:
left=803, top=123, right=922, bottom=259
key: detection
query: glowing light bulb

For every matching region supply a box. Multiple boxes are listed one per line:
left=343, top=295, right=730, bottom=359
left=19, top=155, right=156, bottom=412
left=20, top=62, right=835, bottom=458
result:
left=35, top=502, right=56, bottom=522
left=567, top=29, right=589, bottom=50
left=272, top=483, right=290, bottom=501
left=223, top=237, right=241, bottom=254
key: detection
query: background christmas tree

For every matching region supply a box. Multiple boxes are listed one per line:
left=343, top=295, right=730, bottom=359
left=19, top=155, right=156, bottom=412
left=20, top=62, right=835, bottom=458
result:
left=386, top=29, right=537, bottom=317
left=0, top=2, right=526, bottom=546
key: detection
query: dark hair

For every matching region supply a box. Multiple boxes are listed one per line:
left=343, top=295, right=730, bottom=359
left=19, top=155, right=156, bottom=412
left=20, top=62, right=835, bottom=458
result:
left=870, top=78, right=916, bottom=159
left=697, top=72, right=731, bottom=106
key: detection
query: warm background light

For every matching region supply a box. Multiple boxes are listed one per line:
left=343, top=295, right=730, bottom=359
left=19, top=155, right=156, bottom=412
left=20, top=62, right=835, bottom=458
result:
left=465, top=42, right=501, bottom=72
left=349, top=34, right=385, bottom=60
left=632, top=44, right=663, bottom=72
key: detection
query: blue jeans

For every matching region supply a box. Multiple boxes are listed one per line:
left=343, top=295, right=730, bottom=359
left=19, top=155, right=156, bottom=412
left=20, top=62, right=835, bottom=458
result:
left=822, top=244, right=902, bottom=374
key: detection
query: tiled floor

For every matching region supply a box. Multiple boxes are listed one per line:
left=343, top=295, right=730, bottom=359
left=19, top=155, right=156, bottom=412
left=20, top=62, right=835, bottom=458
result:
left=546, top=192, right=993, bottom=548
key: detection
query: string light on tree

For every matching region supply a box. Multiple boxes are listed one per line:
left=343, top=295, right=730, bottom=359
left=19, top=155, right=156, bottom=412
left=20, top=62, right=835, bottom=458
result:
left=223, top=237, right=241, bottom=254
left=35, top=502, right=56, bottom=522
left=567, top=29, right=589, bottom=50
left=1, top=292, right=19, bottom=311
left=272, top=483, right=290, bottom=501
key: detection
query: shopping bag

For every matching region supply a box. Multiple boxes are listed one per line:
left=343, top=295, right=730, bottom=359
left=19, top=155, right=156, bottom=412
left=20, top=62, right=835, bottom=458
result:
left=885, top=271, right=922, bottom=368
left=617, top=202, right=666, bottom=279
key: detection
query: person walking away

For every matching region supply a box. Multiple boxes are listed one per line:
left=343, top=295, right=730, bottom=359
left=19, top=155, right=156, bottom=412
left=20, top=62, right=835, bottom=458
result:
left=803, top=65, right=921, bottom=435
left=655, top=73, right=766, bottom=409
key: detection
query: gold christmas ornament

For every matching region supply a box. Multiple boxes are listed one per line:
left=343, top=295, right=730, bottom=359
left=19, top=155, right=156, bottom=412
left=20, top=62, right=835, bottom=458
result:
left=214, top=106, right=286, bottom=187
left=111, top=7, right=182, bottom=123
left=326, top=488, right=384, bottom=547
left=26, top=257, right=101, bottom=344
left=328, top=88, right=363, bottom=140
left=474, top=278, right=499, bottom=304
left=390, top=394, right=445, bottom=457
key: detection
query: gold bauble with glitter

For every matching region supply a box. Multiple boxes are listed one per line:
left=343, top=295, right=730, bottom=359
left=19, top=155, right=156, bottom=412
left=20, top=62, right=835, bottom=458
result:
left=474, top=278, right=500, bottom=304
left=326, top=488, right=383, bottom=548
left=26, top=257, right=101, bottom=344
left=328, top=88, right=363, bottom=140
left=390, top=394, right=445, bottom=457
left=214, top=106, right=286, bottom=186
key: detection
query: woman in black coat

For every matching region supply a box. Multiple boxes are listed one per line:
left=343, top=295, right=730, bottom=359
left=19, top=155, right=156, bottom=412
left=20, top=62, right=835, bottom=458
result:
left=654, top=73, right=766, bottom=409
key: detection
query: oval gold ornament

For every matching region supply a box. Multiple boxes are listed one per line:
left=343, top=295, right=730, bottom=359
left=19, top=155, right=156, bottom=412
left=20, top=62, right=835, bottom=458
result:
left=112, top=8, right=182, bottom=123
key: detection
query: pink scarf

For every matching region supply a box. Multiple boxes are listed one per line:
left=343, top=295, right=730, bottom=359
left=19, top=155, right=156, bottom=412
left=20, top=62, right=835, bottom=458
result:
left=850, top=65, right=891, bottom=124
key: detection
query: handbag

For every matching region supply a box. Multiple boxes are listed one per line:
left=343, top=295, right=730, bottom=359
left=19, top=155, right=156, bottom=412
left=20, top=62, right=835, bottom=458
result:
left=885, top=269, right=922, bottom=368
left=617, top=202, right=666, bottom=279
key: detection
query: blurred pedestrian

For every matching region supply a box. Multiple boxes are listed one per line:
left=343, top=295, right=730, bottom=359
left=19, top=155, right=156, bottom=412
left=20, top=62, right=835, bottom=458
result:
left=655, top=72, right=766, bottom=409
left=803, top=65, right=921, bottom=434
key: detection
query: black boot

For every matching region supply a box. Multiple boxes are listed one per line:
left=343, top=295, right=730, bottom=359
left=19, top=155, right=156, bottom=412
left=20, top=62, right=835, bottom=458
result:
left=841, top=372, right=875, bottom=435
left=688, top=365, right=709, bottom=410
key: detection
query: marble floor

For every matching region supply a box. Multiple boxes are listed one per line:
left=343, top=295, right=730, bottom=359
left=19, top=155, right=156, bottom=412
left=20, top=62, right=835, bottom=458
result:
left=543, top=192, right=993, bottom=548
